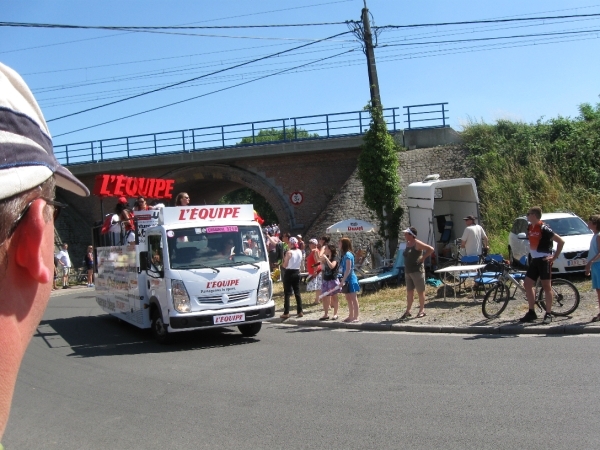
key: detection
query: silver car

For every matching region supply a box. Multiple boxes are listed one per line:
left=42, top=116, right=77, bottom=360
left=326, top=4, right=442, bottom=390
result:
left=508, top=212, right=592, bottom=274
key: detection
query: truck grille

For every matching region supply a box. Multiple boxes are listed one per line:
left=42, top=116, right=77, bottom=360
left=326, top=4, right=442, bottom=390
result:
left=196, top=291, right=252, bottom=305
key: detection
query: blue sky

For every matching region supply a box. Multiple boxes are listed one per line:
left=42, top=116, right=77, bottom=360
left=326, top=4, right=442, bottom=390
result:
left=2, top=0, right=599, bottom=147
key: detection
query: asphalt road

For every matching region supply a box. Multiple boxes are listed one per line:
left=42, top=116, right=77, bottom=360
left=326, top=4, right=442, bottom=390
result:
left=4, top=289, right=600, bottom=449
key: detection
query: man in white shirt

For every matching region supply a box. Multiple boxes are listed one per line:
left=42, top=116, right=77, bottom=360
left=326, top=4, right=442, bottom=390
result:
left=56, top=243, right=72, bottom=289
left=460, top=215, right=489, bottom=257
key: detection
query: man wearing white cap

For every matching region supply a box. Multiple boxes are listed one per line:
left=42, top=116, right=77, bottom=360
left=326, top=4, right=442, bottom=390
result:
left=460, top=215, right=489, bottom=257
left=0, top=62, right=89, bottom=441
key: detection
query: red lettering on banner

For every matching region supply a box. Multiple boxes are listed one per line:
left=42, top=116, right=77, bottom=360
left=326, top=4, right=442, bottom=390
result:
left=92, top=174, right=176, bottom=199
left=100, top=174, right=111, bottom=196
left=190, top=208, right=199, bottom=220
left=232, top=207, right=240, bottom=218
left=154, top=179, right=166, bottom=197
left=137, top=178, right=148, bottom=196
left=125, top=177, right=137, bottom=197
left=199, top=208, right=208, bottom=220
left=209, top=208, right=218, bottom=219
left=164, top=180, right=174, bottom=198
left=147, top=179, right=156, bottom=197
left=114, top=175, right=126, bottom=196
left=178, top=209, right=187, bottom=221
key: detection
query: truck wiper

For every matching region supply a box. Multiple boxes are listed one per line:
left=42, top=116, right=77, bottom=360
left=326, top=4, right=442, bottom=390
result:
left=174, top=263, right=220, bottom=273
left=221, top=260, right=260, bottom=269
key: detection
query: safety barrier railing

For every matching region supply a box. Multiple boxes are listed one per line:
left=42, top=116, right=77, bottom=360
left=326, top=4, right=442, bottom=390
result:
left=54, top=107, right=401, bottom=166
left=403, top=103, right=449, bottom=130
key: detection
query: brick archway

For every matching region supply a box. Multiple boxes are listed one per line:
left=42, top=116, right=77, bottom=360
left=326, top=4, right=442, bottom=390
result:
left=160, top=164, right=296, bottom=230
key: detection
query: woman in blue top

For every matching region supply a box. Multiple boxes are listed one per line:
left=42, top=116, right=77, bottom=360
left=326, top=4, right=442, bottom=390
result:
left=585, top=214, right=600, bottom=322
left=339, top=237, right=360, bottom=323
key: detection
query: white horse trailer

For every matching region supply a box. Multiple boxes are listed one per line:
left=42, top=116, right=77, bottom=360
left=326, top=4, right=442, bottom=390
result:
left=406, top=175, right=480, bottom=264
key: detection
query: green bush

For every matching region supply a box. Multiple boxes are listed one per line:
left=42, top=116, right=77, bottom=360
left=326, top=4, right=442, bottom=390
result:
left=463, top=100, right=600, bottom=244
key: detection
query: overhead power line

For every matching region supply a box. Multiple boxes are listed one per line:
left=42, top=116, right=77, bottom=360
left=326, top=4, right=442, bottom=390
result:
left=46, top=30, right=352, bottom=122
left=5, top=12, right=600, bottom=34
left=379, top=28, right=600, bottom=48
left=374, top=12, right=600, bottom=30
left=52, top=48, right=356, bottom=139
left=0, top=21, right=349, bottom=30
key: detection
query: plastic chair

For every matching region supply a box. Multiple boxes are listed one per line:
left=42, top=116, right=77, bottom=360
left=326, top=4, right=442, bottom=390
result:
left=473, top=254, right=504, bottom=296
left=439, top=221, right=453, bottom=245
left=457, top=255, right=481, bottom=295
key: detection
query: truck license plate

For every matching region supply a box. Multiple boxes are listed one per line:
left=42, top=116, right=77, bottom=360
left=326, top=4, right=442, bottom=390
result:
left=567, top=258, right=586, bottom=267
left=213, top=312, right=245, bottom=325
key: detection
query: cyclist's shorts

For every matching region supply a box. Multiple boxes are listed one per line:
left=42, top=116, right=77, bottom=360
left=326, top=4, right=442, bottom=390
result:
left=526, top=257, right=552, bottom=281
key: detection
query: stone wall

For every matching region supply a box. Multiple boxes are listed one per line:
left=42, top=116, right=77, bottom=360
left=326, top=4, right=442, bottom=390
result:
left=304, top=145, right=471, bottom=253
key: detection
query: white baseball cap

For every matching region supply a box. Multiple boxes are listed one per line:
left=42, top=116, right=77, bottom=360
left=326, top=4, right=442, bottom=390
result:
left=0, top=62, right=89, bottom=200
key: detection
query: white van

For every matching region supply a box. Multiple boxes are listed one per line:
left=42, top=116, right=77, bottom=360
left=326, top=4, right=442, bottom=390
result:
left=95, top=204, right=274, bottom=343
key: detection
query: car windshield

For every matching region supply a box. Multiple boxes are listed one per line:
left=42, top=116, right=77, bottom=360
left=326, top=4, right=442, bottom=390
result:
left=166, top=225, right=266, bottom=269
left=544, top=217, right=592, bottom=237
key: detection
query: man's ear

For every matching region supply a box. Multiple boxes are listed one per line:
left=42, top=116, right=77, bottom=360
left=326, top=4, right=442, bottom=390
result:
left=14, top=199, right=53, bottom=284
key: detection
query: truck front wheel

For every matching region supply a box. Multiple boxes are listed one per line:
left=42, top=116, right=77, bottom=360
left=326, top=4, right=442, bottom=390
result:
left=151, top=308, right=171, bottom=344
left=238, top=322, right=262, bottom=337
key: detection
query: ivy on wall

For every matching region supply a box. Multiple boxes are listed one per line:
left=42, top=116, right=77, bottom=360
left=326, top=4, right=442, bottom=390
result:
left=357, top=104, right=403, bottom=242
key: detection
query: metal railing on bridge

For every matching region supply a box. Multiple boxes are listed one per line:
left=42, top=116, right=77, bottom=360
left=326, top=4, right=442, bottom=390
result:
left=403, top=102, right=449, bottom=130
left=54, top=107, right=401, bottom=166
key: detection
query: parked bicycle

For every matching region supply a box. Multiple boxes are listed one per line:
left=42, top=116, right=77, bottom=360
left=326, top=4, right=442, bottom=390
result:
left=482, top=259, right=580, bottom=319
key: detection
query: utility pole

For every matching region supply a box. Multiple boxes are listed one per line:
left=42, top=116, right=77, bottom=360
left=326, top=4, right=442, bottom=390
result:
left=360, top=0, right=381, bottom=111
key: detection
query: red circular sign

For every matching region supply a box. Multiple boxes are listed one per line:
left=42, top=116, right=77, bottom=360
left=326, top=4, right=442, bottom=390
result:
left=289, top=191, right=304, bottom=205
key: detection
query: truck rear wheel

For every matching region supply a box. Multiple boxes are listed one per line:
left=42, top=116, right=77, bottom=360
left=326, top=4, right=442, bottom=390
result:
left=151, top=307, right=171, bottom=344
left=238, top=322, right=262, bottom=337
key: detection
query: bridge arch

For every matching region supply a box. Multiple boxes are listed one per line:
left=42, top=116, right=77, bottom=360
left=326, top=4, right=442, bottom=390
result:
left=159, top=164, right=296, bottom=229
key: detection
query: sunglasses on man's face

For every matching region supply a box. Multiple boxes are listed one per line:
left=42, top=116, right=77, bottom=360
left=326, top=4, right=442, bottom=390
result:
left=3, top=197, right=66, bottom=244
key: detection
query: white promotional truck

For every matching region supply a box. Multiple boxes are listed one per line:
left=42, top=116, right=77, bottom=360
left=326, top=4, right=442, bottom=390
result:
left=95, top=204, right=274, bottom=343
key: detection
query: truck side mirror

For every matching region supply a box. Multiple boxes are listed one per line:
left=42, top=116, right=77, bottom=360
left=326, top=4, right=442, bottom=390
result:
left=139, top=251, right=149, bottom=271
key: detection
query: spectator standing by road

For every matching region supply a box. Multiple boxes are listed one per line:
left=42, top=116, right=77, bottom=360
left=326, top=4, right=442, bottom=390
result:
left=520, top=206, right=565, bottom=324
left=400, top=227, right=434, bottom=320
left=585, top=214, right=600, bottom=322
left=280, top=237, right=303, bottom=320
left=319, top=244, right=340, bottom=320
left=306, top=238, right=322, bottom=304
left=339, top=237, right=360, bottom=323
left=84, top=245, right=95, bottom=287
left=0, top=62, right=89, bottom=442
left=460, top=215, right=489, bottom=257
left=56, top=243, right=72, bottom=289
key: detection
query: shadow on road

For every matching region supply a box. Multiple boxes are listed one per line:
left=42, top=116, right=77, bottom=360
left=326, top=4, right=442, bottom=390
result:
left=35, top=315, right=259, bottom=358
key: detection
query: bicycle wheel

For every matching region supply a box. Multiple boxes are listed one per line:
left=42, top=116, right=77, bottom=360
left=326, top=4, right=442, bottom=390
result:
left=537, top=278, right=580, bottom=316
left=482, top=283, right=510, bottom=319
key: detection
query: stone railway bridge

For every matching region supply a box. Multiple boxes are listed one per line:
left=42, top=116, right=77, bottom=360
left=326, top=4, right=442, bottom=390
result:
left=55, top=127, right=468, bottom=263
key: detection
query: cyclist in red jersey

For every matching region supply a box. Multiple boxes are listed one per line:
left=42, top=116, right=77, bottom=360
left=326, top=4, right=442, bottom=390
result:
left=520, top=206, right=565, bottom=324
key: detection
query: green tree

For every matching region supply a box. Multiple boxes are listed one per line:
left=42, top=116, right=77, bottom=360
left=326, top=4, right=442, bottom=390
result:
left=217, top=188, right=278, bottom=225
left=357, top=104, right=402, bottom=246
left=239, top=127, right=318, bottom=145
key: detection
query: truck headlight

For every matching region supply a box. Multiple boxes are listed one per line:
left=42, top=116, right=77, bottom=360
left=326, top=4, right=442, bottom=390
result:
left=257, top=271, right=272, bottom=305
left=171, top=279, right=191, bottom=313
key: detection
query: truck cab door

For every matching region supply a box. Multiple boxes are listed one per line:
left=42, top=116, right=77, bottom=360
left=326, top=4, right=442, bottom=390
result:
left=146, top=233, right=169, bottom=322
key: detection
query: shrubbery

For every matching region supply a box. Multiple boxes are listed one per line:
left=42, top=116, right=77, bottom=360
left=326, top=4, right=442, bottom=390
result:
left=463, top=100, right=600, bottom=239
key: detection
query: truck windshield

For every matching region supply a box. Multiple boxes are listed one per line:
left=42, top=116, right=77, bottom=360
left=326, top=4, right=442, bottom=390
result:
left=166, top=225, right=267, bottom=269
